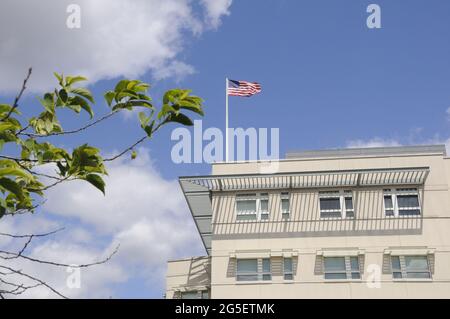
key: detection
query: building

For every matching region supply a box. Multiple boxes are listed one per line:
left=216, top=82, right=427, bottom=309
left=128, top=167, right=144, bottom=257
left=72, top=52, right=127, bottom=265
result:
left=166, top=145, right=450, bottom=299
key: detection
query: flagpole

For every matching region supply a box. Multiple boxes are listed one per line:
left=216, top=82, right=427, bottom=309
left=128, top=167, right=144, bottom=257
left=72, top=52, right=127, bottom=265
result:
left=225, top=77, right=229, bottom=162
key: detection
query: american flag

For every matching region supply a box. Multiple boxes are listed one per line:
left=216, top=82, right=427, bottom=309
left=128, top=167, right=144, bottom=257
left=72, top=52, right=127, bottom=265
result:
left=227, top=79, right=262, bottom=97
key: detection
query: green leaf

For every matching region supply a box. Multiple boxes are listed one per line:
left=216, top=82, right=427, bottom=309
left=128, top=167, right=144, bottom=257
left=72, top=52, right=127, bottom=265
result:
left=53, top=72, right=63, bottom=85
left=83, top=174, right=105, bottom=195
left=114, top=80, right=129, bottom=93
left=104, top=91, right=115, bottom=106
left=58, top=89, right=68, bottom=103
left=71, top=87, right=95, bottom=103
left=68, top=96, right=94, bottom=118
left=66, top=76, right=88, bottom=86
left=143, top=121, right=154, bottom=137
left=0, top=167, right=33, bottom=181
left=38, top=93, right=55, bottom=114
left=167, top=113, right=193, bottom=126
left=138, top=112, right=150, bottom=128
left=0, top=104, right=20, bottom=115
left=0, top=122, right=19, bottom=132
left=0, top=177, right=24, bottom=200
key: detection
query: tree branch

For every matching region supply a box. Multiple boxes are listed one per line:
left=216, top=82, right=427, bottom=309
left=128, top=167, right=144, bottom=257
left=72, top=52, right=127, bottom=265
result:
left=1, top=68, right=32, bottom=121
left=103, top=118, right=168, bottom=162
left=21, top=111, right=119, bottom=138
left=0, top=265, right=68, bottom=299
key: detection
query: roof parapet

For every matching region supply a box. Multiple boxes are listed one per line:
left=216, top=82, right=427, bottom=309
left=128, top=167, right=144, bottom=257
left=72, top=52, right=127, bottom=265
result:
left=286, top=145, right=446, bottom=160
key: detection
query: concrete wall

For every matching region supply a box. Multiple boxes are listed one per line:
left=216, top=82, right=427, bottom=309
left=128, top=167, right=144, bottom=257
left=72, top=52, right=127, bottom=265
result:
left=166, top=150, right=450, bottom=298
left=209, top=153, right=450, bottom=298
left=166, top=257, right=210, bottom=299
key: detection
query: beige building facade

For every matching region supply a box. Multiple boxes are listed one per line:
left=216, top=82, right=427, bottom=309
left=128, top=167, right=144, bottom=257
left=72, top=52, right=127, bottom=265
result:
left=166, top=145, right=450, bottom=299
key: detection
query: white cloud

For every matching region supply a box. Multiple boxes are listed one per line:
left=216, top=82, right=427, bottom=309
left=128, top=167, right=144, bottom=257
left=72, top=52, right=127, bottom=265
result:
left=0, top=148, right=204, bottom=298
left=346, top=137, right=402, bottom=148
left=0, top=0, right=232, bottom=92
left=201, top=0, right=233, bottom=28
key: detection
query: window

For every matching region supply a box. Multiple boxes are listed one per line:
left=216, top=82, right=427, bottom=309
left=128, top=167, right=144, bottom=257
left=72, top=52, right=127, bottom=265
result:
left=391, top=255, right=431, bottom=279
left=181, top=291, right=200, bottom=299
left=383, top=188, right=421, bottom=217
left=283, top=258, right=293, bottom=280
left=236, top=258, right=272, bottom=281
left=180, top=290, right=209, bottom=299
left=319, top=190, right=354, bottom=218
left=281, top=192, right=290, bottom=219
left=262, top=258, right=271, bottom=280
left=323, top=256, right=361, bottom=280
left=201, top=290, right=209, bottom=299
left=236, top=259, right=258, bottom=281
left=236, top=193, right=270, bottom=221
left=260, top=193, right=269, bottom=220
left=236, top=194, right=257, bottom=220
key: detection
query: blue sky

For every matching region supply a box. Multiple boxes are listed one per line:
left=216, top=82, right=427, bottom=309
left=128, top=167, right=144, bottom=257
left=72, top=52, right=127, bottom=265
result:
left=0, top=0, right=449, bottom=298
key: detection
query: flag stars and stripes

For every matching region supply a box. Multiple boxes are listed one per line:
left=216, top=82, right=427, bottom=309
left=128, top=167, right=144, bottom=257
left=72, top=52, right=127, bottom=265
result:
left=227, top=79, right=262, bottom=97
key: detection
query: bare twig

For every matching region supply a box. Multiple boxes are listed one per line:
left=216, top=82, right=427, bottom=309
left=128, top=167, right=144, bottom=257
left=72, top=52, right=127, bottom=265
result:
left=0, top=154, right=65, bottom=164
left=103, top=118, right=168, bottom=162
left=0, top=228, right=64, bottom=239
left=104, top=135, right=148, bottom=162
left=1, top=68, right=32, bottom=121
left=21, top=111, right=119, bottom=138
left=0, top=265, right=68, bottom=299
left=0, top=244, right=120, bottom=269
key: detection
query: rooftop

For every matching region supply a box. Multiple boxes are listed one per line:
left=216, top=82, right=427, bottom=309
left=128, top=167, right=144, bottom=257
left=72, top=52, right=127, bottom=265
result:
left=286, top=144, right=447, bottom=160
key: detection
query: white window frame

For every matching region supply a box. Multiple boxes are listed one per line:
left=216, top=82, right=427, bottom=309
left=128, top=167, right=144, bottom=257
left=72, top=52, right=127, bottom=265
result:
left=391, top=255, right=432, bottom=280
left=323, top=256, right=361, bottom=281
left=236, top=258, right=272, bottom=282
left=283, top=257, right=294, bottom=281
left=383, top=188, right=421, bottom=217
left=281, top=192, right=290, bottom=220
left=236, top=259, right=259, bottom=281
left=319, top=190, right=354, bottom=219
left=261, top=258, right=272, bottom=281
left=236, top=193, right=269, bottom=221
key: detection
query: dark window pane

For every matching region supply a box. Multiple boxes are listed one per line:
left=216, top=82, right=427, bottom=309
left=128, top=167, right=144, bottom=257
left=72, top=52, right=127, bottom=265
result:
left=397, top=195, right=419, bottom=208
left=260, top=199, right=268, bottom=212
left=324, top=257, right=346, bottom=271
left=262, top=258, right=271, bottom=272
left=262, top=274, right=272, bottom=281
left=320, top=198, right=341, bottom=210
left=393, top=272, right=402, bottom=279
left=181, top=291, right=199, bottom=299
left=284, top=258, right=293, bottom=272
left=384, top=195, right=393, bottom=209
left=321, top=211, right=342, bottom=218
left=284, top=274, right=293, bottom=280
left=391, top=256, right=401, bottom=271
left=281, top=199, right=289, bottom=212
left=236, top=214, right=257, bottom=220
left=236, top=200, right=256, bottom=212
left=345, top=197, right=353, bottom=210
left=324, top=273, right=347, bottom=280
left=405, top=256, right=428, bottom=271
left=406, top=272, right=431, bottom=279
left=237, top=274, right=258, bottom=281
left=350, top=257, right=359, bottom=271
left=385, top=210, right=395, bottom=216
left=237, top=259, right=257, bottom=272
left=351, top=272, right=361, bottom=279
left=399, top=209, right=420, bottom=216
